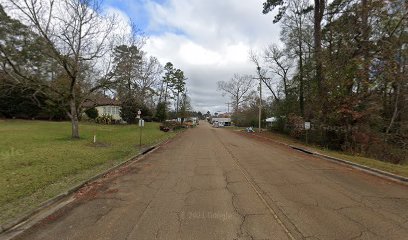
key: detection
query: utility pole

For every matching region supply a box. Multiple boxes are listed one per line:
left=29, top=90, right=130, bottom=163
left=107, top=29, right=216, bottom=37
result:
left=252, top=67, right=270, bottom=133
left=258, top=75, right=262, bottom=133
left=226, top=102, right=231, bottom=113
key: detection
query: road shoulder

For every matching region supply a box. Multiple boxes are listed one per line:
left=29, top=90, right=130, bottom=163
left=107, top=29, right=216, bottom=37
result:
left=230, top=129, right=408, bottom=185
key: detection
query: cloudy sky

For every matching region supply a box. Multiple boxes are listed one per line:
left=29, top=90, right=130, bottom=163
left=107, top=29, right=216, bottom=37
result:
left=103, top=0, right=281, bottom=113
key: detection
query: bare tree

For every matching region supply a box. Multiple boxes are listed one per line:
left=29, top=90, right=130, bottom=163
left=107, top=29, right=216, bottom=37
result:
left=249, top=49, right=280, bottom=102
left=136, top=55, right=163, bottom=106
left=264, top=44, right=292, bottom=99
left=217, top=74, right=255, bottom=113
left=3, top=0, right=121, bottom=138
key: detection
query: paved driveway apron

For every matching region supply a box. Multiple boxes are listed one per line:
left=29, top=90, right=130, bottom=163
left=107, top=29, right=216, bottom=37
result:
left=15, top=123, right=408, bottom=240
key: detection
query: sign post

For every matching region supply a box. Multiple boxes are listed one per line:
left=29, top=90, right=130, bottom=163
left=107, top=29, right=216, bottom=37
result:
left=304, top=122, right=311, bottom=144
left=137, top=110, right=143, bottom=148
left=138, top=118, right=144, bottom=148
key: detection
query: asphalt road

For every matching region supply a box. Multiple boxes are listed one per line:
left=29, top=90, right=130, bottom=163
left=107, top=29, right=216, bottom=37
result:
left=15, top=122, right=408, bottom=240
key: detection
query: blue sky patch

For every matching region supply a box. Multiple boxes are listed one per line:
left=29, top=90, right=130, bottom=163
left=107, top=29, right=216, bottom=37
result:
left=103, top=0, right=175, bottom=36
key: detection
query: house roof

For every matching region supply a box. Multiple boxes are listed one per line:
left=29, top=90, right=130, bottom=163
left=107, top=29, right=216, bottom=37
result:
left=265, top=117, right=277, bottom=122
left=82, top=97, right=121, bottom=108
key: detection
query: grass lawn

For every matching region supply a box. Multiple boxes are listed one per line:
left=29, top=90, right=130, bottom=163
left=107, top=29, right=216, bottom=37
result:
left=0, top=120, right=176, bottom=225
left=227, top=127, right=408, bottom=178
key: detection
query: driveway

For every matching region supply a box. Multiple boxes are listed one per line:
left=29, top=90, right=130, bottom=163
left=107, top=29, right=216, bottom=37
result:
left=13, top=122, right=408, bottom=240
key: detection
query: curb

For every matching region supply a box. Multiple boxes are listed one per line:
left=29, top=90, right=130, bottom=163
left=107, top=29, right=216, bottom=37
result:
left=0, top=131, right=182, bottom=237
left=241, top=131, right=408, bottom=186
left=311, top=152, right=408, bottom=185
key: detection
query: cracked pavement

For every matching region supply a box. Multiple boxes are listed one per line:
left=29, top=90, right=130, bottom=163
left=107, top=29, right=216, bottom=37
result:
left=13, top=122, right=408, bottom=240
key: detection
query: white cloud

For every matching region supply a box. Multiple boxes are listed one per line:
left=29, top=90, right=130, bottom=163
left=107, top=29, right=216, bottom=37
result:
left=103, top=7, right=132, bottom=37
left=108, top=0, right=282, bottom=112
left=179, top=42, right=222, bottom=65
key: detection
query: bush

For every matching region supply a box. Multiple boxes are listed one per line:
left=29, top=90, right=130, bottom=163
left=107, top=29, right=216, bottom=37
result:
left=173, top=125, right=187, bottom=131
left=144, top=116, right=153, bottom=122
left=151, top=116, right=160, bottom=122
left=155, top=102, right=167, bottom=122
left=269, top=117, right=286, bottom=132
left=286, top=113, right=304, bottom=138
left=85, top=107, right=98, bottom=119
left=159, top=125, right=170, bottom=132
left=0, top=81, right=68, bottom=120
left=95, top=114, right=113, bottom=124
left=120, top=98, right=152, bottom=124
left=160, top=120, right=187, bottom=131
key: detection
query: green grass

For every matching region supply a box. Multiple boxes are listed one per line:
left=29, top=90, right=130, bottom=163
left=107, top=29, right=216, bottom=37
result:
left=0, top=120, right=176, bottom=225
left=226, top=127, right=408, bottom=178
left=317, top=149, right=408, bottom=178
left=257, top=131, right=408, bottom=178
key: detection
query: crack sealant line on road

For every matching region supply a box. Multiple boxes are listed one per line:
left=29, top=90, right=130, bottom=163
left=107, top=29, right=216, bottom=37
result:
left=215, top=134, right=298, bottom=240
left=0, top=130, right=186, bottom=239
left=241, top=132, right=408, bottom=186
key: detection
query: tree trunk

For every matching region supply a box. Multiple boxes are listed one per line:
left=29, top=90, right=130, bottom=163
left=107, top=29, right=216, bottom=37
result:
left=235, top=96, right=239, bottom=114
left=298, top=15, right=304, bottom=117
left=299, top=56, right=304, bottom=117
left=158, top=80, right=165, bottom=103
left=360, top=0, right=370, bottom=95
left=386, top=83, right=400, bottom=135
left=283, top=75, right=288, bottom=99
left=176, top=92, right=180, bottom=118
left=69, top=98, right=80, bottom=139
left=164, top=82, right=169, bottom=104
left=314, top=0, right=325, bottom=96
left=127, top=78, right=132, bottom=99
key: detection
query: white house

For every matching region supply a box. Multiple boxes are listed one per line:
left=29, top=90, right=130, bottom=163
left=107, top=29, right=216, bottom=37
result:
left=265, top=117, right=277, bottom=127
left=211, top=117, right=232, bottom=126
left=83, top=97, right=122, bottom=120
